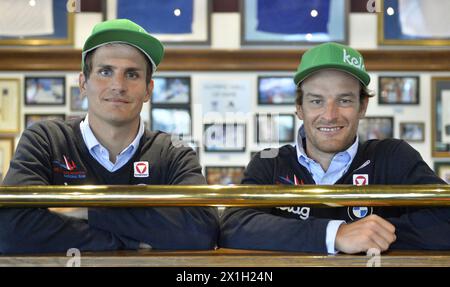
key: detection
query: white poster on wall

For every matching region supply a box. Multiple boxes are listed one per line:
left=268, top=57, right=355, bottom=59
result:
left=441, top=90, right=450, bottom=144
left=197, top=76, right=253, bottom=120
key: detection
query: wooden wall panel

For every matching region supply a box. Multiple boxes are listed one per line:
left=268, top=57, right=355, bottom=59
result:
left=0, top=49, right=449, bottom=72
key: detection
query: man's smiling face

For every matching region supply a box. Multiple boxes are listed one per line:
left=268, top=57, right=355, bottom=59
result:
left=296, top=69, right=368, bottom=159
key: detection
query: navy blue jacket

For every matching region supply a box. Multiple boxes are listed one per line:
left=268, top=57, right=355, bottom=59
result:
left=0, top=119, right=219, bottom=254
left=220, top=140, right=450, bottom=253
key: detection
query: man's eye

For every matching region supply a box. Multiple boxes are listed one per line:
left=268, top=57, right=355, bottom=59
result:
left=99, top=69, right=112, bottom=76
left=310, top=100, right=322, bottom=105
left=127, top=72, right=139, bottom=79
left=339, top=99, right=353, bottom=105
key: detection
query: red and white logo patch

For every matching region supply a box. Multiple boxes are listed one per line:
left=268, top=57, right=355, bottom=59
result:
left=134, top=161, right=149, bottom=178
left=353, top=174, right=369, bottom=186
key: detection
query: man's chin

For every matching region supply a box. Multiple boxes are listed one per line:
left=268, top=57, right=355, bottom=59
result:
left=317, top=142, right=352, bottom=154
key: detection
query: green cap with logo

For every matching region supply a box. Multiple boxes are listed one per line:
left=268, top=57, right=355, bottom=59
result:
left=294, top=42, right=370, bottom=86
left=82, top=19, right=164, bottom=73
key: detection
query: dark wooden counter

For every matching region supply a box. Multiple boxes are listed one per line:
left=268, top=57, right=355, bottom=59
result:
left=1, top=248, right=449, bottom=267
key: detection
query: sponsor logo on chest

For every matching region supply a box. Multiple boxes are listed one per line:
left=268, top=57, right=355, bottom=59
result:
left=134, top=161, right=149, bottom=178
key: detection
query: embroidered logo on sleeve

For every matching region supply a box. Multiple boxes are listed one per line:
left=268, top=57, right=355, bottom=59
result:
left=134, top=161, right=149, bottom=178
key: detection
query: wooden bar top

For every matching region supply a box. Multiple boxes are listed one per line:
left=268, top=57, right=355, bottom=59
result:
left=1, top=248, right=449, bottom=267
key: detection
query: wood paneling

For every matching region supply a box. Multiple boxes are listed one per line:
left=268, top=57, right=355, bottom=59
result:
left=0, top=49, right=449, bottom=72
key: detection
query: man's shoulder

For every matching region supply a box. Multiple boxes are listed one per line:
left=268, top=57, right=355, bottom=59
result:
left=361, top=138, right=410, bottom=152
left=252, top=145, right=296, bottom=161
left=26, top=118, right=77, bottom=138
left=360, top=138, right=418, bottom=159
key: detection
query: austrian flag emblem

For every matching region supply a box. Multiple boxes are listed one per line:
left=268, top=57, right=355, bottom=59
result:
left=134, top=161, right=149, bottom=178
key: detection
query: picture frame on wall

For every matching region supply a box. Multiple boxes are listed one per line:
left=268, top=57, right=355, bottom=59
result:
left=70, top=86, right=88, bottom=112
left=378, top=76, right=419, bottom=105
left=203, top=123, right=246, bottom=152
left=205, top=166, right=245, bottom=185
left=113, top=0, right=211, bottom=45
left=241, top=0, right=348, bottom=45
left=151, top=107, right=192, bottom=137
left=378, top=0, right=450, bottom=46
left=152, top=77, right=191, bottom=105
left=25, top=114, right=66, bottom=129
left=358, top=117, right=394, bottom=143
left=434, top=162, right=450, bottom=184
left=0, top=78, right=20, bottom=134
left=0, top=0, right=74, bottom=46
left=399, top=122, right=425, bottom=143
left=0, top=137, right=14, bottom=184
left=257, top=76, right=297, bottom=105
left=431, top=77, right=450, bottom=157
left=24, top=77, right=65, bottom=106
left=256, top=113, right=295, bottom=144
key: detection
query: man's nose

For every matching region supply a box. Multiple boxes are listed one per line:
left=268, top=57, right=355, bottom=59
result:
left=322, top=101, right=338, bottom=121
left=110, top=74, right=126, bottom=92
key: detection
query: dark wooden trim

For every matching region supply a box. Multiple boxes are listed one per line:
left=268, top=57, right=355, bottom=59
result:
left=213, top=0, right=239, bottom=12
left=0, top=49, right=449, bottom=71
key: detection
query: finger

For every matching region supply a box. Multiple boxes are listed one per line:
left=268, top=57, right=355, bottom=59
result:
left=365, top=219, right=397, bottom=244
left=367, top=230, right=391, bottom=251
left=367, top=214, right=396, bottom=233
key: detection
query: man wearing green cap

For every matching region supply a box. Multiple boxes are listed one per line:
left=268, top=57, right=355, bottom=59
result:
left=220, top=42, right=449, bottom=254
left=0, top=19, right=218, bottom=254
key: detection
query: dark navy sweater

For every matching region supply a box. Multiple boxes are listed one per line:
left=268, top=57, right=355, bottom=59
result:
left=220, top=140, right=450, bottom=253
left=0, top=118, right=219, bottom=254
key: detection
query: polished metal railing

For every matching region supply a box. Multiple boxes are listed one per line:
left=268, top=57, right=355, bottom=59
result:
left=0, top=184, right=449, bottom=207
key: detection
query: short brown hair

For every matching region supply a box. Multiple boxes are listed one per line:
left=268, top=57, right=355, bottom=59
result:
left=295, top=83, right=374, bottom=106
left=82, top=45, right=153, bottom=85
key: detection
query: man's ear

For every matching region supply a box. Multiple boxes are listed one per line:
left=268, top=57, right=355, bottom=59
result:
left=296, top=104, right=304, bottom=120
left=144, top=79, right=153, bottom=103
left=79, top=72, right=86, bottom=95
left=358, top=96, right=369, bottom=119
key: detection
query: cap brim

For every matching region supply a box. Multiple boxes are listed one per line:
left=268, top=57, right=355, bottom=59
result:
left=294, top=64, right=370, bottom=87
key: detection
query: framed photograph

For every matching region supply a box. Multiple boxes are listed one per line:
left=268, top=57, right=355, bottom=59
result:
left=399, top=122, right=425, bottom=143
left=151, top=107, right=191, bottom=136
left=113, top=0, right=211, bottom=45
left=199, top=76, right=253, bottom=115
left=0, top=0, right=74, bottom=46
left=434, top=162, right=450, bottom=184
left=70, top=86, right=88, bottom=112
left=24, top=114, right=66, bottom=129
left=258, top=76, right=297, bottom=105
left=256, top=113, right=295, bottom=144
left=152, top=77, right=190, bottom=105
left=205, top=166, right=245, bottom=185
left=0, top=78, right=20, bottom=134
left=378, top=0, right=450, bottom=46
left=25, top=77, right=65, bottom=106
left=358, top=117, right=394, bottom=143
left=241, top=0, right=348, bottom=45
left=378, top=76, right=419, bottom=105
left=203, top=123, right=246, bottom=152
left=0, top=137, right=14, bottom=183
left=431, top=77, right=450, bottom=157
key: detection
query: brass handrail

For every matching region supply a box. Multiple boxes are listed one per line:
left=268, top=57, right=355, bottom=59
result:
left=0, top=185, right=449, bottom=207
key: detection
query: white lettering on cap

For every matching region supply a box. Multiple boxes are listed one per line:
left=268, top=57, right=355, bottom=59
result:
left=343, top=48, right=365, bottom=70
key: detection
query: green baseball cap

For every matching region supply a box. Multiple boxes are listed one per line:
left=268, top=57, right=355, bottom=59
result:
left=82, top=19, right=164, bottom=74
left=294, top=42, right=370, bottom=86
